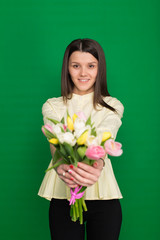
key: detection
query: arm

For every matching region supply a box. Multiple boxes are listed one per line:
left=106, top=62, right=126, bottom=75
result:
left=96, top=98, right=124, bottom=140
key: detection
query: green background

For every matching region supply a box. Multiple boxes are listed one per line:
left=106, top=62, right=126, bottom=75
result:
left=0, top=0, right=159, bottom=239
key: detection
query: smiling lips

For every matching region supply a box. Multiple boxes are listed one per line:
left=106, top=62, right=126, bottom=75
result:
left=78, top=79, right=90, bottom=82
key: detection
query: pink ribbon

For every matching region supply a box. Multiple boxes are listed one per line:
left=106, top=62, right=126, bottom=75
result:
left=69, top=186, right=85, bottom=205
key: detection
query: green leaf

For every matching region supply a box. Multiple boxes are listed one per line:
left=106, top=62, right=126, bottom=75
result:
left=52, top=149, right=62, bottom=164
left=58, top=144, right=70, bottom=163
left=77, top=146, right=87, bottom=159
left=45, top=159, right=67, bottom=172
left=45, top=166, right=55, bottom=172
left=60, top=126, right=65, bottom=133
left=91, top=127, right=97, bottom=136
left=52, top=159, right=67, bottom=168
left=47, top=117, right=60, bottom=124
left=101, top=141, right=105, bottom=147
left=42, top=127, right=56, bottom=139
left=59, top=143, right=67, bottom=155
left=89, top=159, right=95, bottom=165
left=67, top=110, right=71, bottom=118
left=82, top=156, right=95, bottom=166
left=63, top=142, right=76, bottom=162
left=81, top=156, right=90, bottom=165
left=60, top=117, right=65, bottom=124
left=85, top=115, right=91, bottom=126
left=74, top=148, right=81, bottom=162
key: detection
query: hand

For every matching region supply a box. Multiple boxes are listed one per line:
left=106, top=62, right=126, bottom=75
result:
left=56, top=164, right=79, bottom=188
left=66, top=159, right=104, bottom=187
left=56, top=159, right=104, bottom=188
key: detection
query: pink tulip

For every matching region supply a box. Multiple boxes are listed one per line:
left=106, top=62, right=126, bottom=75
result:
left=63, top=124, right=67, bottom=132
left=85, top=145, right=106, bottom=160
left=77, top=112, right=87, bottom=121
left=104, top=139, right=123, bottom=156
left=41, top=124, right=53, bottom=136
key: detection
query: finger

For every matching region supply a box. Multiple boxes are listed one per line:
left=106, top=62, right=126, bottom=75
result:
left=76, top=162, right=100, bottom=175
left=56, top=164, right=72, bottom=179
left=68, top=169, right=98, bottom=187
left=56, top=164, right=94, bottom=187
left=56, top=164, right=70, bottom=173
left=93, top=159, right=104, bottom=170
left=70, top=167, right=99, bottom=182
left=66, top=183, right=79, bottom=188
left=74, top=163, right=101, bottom=178
left=60, top=175, right=77, bottom=186
left=73, top=177, right=95, bottom=187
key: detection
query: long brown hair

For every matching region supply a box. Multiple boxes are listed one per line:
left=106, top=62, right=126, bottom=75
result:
left=61, top=38, right=116, bottom=112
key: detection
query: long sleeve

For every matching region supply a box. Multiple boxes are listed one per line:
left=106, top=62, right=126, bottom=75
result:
left=42, top=99, right=60, bottom=126
left=96, top=97, right=124, bottom=140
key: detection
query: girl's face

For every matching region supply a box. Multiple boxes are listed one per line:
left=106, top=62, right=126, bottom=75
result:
left=68, top=51, right=98, bottom=95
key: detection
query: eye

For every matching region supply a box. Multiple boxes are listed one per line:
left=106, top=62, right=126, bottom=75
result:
left=73, top=64, right=79, bottom=68
left=89, top=64, right=95, bottom=68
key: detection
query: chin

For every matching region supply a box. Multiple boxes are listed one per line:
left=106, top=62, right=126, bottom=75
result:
left=75, top=88, right=94, bottom=95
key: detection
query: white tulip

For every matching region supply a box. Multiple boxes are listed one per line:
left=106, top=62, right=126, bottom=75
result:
left=53, top=124, right=63, bottom=135
left=74, top=118, right=86, bottom=131
left=74, top=125, right=92, bottom=140
left=86, top=135, right=101, bottom=146
left=58, top=132, right=76, bottom=146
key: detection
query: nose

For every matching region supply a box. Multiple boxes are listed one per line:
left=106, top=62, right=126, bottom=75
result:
left=80, top=66, right=87, bottom=76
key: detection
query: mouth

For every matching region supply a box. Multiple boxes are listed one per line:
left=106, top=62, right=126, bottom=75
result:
left=78, top=79, right=90, bottom=82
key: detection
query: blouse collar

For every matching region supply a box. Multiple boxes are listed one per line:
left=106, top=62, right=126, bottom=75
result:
left=71, top=91, right=94, bottom=100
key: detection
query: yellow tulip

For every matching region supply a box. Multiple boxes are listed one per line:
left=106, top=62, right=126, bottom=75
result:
left=77, top=130, right=88, bottom=145
left=49, top=138, right=59, bottom=145
left=102, top=132, right=111, bottom=142
left=72, top=113, right=78, bottom=123
left=67, top=115, right=74, bottom=131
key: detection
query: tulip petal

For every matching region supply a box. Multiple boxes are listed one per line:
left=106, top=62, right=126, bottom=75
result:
left=77, top=112, right=87, bottom=121
left=72, top=114, right=78, bottom=123
left=85, top=145, right=106, bottom=160
left=102, top=132, right=112, bottom=142
left=67, top=116, right=74, bottom=131
left=77, top=130, right=88, bottom=145
left=49, top=138, right=59, bottom=145
left=104, top=139, right=123, bottom=156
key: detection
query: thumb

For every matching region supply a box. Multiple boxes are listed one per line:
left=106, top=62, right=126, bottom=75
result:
left=93, top=159, right=104, bottom=170
left=93, top=160, right=100, bottom=168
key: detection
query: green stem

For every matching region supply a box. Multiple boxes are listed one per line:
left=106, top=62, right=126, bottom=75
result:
left=72, top=204, right=76, bottom=222
left=45, top=166, right=55, bottom=172
left=82, top=197, right=87, bottom=212
left=75, top=200, right=79, bottom=218
left=78, top=198, right=83, bottom=224
left=70, top=205, right=73, bottom=217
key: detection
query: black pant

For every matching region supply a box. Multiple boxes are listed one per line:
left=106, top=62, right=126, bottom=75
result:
left=49, top=198, right=122, bottom=240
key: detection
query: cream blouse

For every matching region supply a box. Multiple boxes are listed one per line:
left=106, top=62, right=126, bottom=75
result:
left=38, top=92, right=124, bottom=201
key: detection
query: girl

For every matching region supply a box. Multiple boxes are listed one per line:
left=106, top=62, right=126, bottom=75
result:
left=38, top=38, right=124, bottom=240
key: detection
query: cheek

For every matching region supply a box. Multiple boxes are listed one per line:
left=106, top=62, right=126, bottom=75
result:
left=69, top=69, right=78, bottom=79
left=92, top=69, right=98, bottom=79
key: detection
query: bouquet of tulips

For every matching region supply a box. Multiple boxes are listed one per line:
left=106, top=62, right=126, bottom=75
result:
left=42, top=111, right=123, bottom=224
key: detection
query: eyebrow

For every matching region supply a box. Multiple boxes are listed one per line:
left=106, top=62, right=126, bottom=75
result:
left=71, top=61, right=97, bottom=64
